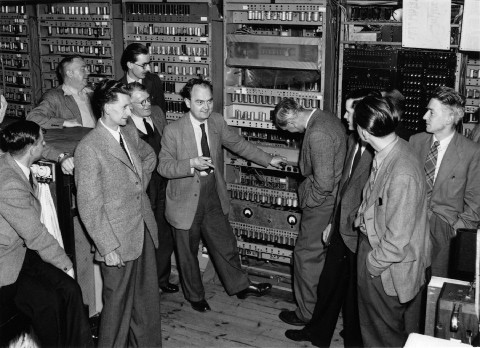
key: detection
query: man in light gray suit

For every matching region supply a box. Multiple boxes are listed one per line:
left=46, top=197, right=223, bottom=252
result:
left=274, top=98, right=347, bottom=326
left=75, top=80, right=162, bottom=347
left=410, top=87, right=480, bottom=277
left=354, top=96, right=430, bottom=347
left=0, top=121, right=92, bottom=347
left=158, top=78, right=286, bottom=312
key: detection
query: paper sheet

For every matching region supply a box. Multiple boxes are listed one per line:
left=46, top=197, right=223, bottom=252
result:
left=460, top=0, right=480, bottom=51
left=402, top=0, right=451, bottom=50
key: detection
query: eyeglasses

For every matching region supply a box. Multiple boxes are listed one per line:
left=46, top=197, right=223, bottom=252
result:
left=133, top=97, right=152, bottom=107
left=132, top=62, right=151, bottom=70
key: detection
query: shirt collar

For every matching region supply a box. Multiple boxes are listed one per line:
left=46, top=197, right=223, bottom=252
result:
left=100, top=118, right=121, bottom=140
left=14, top=159, right=30, bottom=179
left=62, top=84, right=92, bottom=97
left=305, top=109, right=316, bottom=128
left=433, top=132, right=455, bottom=149
left=131, top=113, right=150, bottom=123
left=374, top=135, right=398, bottom=170
left=126, top=74, right=142, bottom=84
left=189, top=113, right=207, bottom=127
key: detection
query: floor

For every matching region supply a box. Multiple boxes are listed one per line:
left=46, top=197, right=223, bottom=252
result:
left=160, top=281, right=344, bottom=348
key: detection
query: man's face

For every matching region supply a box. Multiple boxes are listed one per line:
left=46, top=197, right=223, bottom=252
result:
left=343, top=98, right=355, bottom=131
left=185, top=85, right=213, bottom=122
left=130, top=90, right=152, bottom=118
left=31, top=131, right=45, bottom=162
left=67, top=58, right=89, bottom=89
left=104, top=93, right=132, bottom=128
left=128, top=53, right=151, bottom=80
left=423, top=98, right=453, bottom=135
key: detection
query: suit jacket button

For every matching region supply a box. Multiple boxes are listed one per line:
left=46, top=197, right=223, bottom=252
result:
left=194, top=194, right=197, bottom=196
left=137, top=196, right=140, bottom=199
left=22, top=243, right=26, bottom=248
left=64, top=267, right=67, bottom=271
left=136, top=182, right=139, bottom=185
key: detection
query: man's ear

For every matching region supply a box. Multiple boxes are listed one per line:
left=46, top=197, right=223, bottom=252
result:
left=104, top=103, right=111, bottom=116
left=184, top=98, right=191, bottom=109
left=65, top=69, right=73, bottom=79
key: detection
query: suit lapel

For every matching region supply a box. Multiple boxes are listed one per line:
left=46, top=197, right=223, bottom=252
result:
left=364, top=141, right=400, bottom=209
left=419, top=134, right=433, bottom=163
left=181, top=113, right=200, bottom=159
left=122, top=129, right=143, bottom=178
left=95, top=122, right=137, bottom=174
left=5, top=154, right=38, bottom=198
left=338, top=135, right=356, bottom=194
left=349, top=144, right=374, bottom=187
left=433, top=132, right=461, bottom=191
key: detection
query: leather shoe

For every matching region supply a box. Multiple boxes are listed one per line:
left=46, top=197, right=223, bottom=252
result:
left=236, top=282, right=272, bottom=299
left=285, top=329, right=312, bottom=342
left=160, top=283, right=179, bottom=293
left=279, top=310, right=307, bottom=326
left=189, top=299, right=211, bottom=312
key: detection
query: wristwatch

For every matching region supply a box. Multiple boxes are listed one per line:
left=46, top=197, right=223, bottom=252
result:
left=57, top=152, right=69, bottom=162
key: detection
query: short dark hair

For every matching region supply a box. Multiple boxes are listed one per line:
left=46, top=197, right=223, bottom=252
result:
left=121, top=43, right=149, bottom=72
left=0, top=120, right=41, bottom=156
left=57, top=55, right=83, bottom=80
left=354, top=96, right=398, bottom=137
left=273, top=98, right=305, bottom=128
left=180, top=78, right=213, bottom=100
left=383, top=89, right=405, bottom=119
left=431, top=86, right=465, bottom=125
left=125, top=81, right=147, bottom=97
left=91, top=79, right=129, bottom=119
left=346, top=89, right=382, bottom=110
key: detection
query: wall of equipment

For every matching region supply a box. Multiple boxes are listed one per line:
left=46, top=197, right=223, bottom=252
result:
left=222, top=0, right=336, bottom=290
left=0, top=3, right=39, bottom=118
left=338, top=3, right=464, bottom=139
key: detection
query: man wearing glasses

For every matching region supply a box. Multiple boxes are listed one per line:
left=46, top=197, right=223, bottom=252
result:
left=120, top=43, right=167, bottom=114
left=126, top=82, right=178, bottom=295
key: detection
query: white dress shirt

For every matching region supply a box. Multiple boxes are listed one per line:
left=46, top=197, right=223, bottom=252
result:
left=131, top=114, right=154, bottom=134
left=100, top=119, right=134, bottom=166
left=62, top=84, right=95, bottom=128
left=190, top=113, right=213, bottom=175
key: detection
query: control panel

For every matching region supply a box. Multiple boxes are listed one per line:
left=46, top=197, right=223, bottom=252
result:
left=37, top=2, right=116, bottom=92
left=0, top=4, right=37, bottom=118
left=223, top=0, right=335, bottom=289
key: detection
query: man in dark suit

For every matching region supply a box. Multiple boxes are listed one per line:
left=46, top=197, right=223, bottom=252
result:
left=120, top=43, right=167, bottom=114
left=126, top=82, right=178, bottom=294
left=273, top=98, right=346, bottom=326
left=27, top=55, right=95, bottom=129
left=285, top=89, right=381, bottom=347
left=354, top=96, right=430, bottom=347
left=0, top=121, right=93, bottom=347
left=410, top=87, right=480, bottom=277
left=75, top=80, right=162, bottom=346
left=158, top=78, right=286, bottom=312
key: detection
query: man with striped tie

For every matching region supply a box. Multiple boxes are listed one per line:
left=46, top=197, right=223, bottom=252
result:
left=410, top=87, right=480, bottom=277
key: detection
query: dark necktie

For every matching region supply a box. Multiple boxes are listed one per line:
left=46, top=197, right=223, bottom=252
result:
left=119, top=132, right=133, bottom=165
left=200, top=123, right=212, bottom=174
left=29, top=171, right=34, bottom=189
left=143, top=118, right=154, bottom=138
left=425, top=141, right=440, bottom=203
left=349, top=144, right=362, bottom=182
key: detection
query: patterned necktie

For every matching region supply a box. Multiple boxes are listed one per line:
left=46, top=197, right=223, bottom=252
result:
left=143, top=118, right=154, bottom=138
left=119, top=132, right=133, bottom=165
left=200, top=123, right=212, bottom=174
left=425, top=141, right=440, bottom=203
